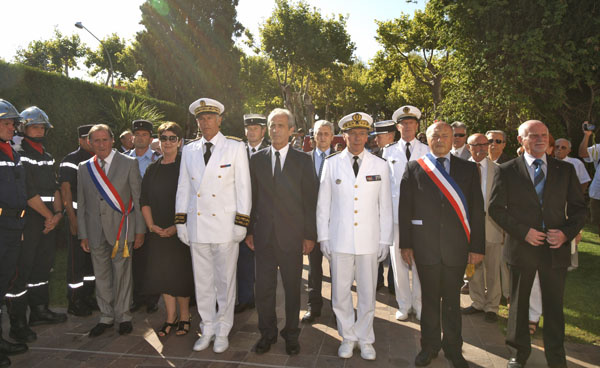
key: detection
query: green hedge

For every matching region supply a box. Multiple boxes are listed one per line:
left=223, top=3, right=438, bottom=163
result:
left=0, top=61, right=188, bottom=162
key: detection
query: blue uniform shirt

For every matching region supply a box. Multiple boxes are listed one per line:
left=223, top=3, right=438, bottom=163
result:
left=128, top=147, right=156, bottom=178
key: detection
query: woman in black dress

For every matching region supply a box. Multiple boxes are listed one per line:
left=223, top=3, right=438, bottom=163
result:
left=141, top=122, right=194, bottom=336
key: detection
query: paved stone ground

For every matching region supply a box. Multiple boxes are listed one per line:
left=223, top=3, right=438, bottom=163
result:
left=4, top=257, right=600, bottom=368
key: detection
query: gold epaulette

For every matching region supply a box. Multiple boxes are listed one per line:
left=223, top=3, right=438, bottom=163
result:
left=184, top=137, right=200, bottom=145
left=326, top=151, right=342, bottom=159
left=384, top=141, right=398, bottom=148
left=226, top=135, right=243, bottom=142
left=234, top=213, right=250, bottom=228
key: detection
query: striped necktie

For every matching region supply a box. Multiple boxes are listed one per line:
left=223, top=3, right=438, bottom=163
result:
left=533, top=159, right=545, bottom=203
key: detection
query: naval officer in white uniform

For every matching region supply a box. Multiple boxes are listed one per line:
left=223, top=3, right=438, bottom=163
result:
left=317, top=112, right=393, bottom=361
left=382, top=105, right=429, bottom=322
left=175, top=98, right=251, bottom=354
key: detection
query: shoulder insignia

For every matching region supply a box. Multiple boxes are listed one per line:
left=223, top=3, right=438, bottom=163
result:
left=384, top=141, right=398, bottom=148
left=374, top=155, right=386, bottom=161
left=184, top=137, right=201, bottom=145
left=326, top=151, right=342, bottom=159
left=226, top=135, right=243, bottom=142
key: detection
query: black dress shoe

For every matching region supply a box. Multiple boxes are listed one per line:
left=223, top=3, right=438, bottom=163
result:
left=461, top=306, right=484, bottom=315
left=415, top=349, right=438, bottom=366
left=301, top=310, right=321, bottom=323
left=9, top=317, right=36, bottom=343
left=507, top=358, right=523, bottom=368
left=146, top=303, right=159, bottom=314
left=29, top=305, right=67, bottom=326
left=484, top=311, right=498, bottom=322
left=119, top=321, right=133, bottom=335
left=252, top=335, right=277, bottom=354
left=0, top=337, right=27, bottom=356
left=285, top=339, right=300, bottom=355
left=234, top=302, right=255, bottom=314
left=68, top=300, right=92, bottom=317
left=0, top=352, right=10, bottom=368
left=89, top=323, right=113, bottom=337
left=447, top=353, right=469, bottom=368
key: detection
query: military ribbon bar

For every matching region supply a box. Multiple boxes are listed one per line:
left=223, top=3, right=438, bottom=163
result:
left=416, top=153, right=471, bottom=242
left=86, top=156, right=133, bottom=258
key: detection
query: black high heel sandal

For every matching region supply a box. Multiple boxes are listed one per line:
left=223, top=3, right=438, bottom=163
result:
left=176, top=317, right=191, bottom=336
left=157, top=319, right=178, bottom=337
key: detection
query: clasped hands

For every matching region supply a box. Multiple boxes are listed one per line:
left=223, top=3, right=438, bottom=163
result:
left=525, top=228, right=567, bottom=248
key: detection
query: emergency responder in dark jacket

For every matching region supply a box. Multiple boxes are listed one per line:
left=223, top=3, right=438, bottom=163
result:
left=6, top=106, right=67, bottom=344
left=58, top=124, right=98, bottom=316
left=0, top=99, right=29, bottom=367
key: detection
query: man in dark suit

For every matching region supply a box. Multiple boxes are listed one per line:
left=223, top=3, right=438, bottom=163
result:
left=245, top=108, right=318, bottom=356
left=235, top=114, right=271, bottom=314
left=301, top=119, right=334, bottom=324
left=489, top=120, right=586, bottom=368
left=399, top=122, right=485, bottom=368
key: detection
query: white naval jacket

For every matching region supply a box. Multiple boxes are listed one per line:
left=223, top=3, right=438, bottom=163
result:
left=382, top=139, right=429, bottom=224
left=175, top=131, right=251, bottom=244
left=316, top=148, right=393, bottom=255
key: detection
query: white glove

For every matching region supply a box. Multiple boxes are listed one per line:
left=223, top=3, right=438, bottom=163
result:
left=176, top=224, right=189, bottom=246
left=233, top=225, right=247, bottom=243
left=320, top=240, right=332, bottom=261
left=377, top=243, right=389, bottom=263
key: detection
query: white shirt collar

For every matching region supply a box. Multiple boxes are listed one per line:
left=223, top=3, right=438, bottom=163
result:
left=524, top=152, right=547, bottom=167
left=453, top=145, right=466, bottom=155
left=271, top=143, right=290, bottom=157
left=102, top=149, right=116, bottom=166
left=248, top=139, right=264, bottom=150
left=469, top=156, right=488, bottom=169
left=201, top=131, right=223, bottom=146
left=400, top=137, right=417, bottom=147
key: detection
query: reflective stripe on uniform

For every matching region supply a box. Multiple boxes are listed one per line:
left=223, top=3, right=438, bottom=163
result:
left=60, top=162, right=78, bottom=170
left=68, top=282, right=84, bottom=289
left=40, top=196, right=54, bottom=203
left=27, top=281, right=49, bottom=288
left=0, top=161, right=15, bottom=166
left=5, top=290, right=27, bottom=298
left=20, top=157, right=55, bottom=166
left=72, top=201, right=78, bottom=209
left=83, top=276, right=95, bottom=281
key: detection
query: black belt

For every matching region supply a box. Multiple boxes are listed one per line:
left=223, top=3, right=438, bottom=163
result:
left=0, top=208, right=26, bottom=218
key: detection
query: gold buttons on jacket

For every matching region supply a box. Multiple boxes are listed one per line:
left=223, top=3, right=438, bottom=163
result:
left=218, top=175, right=222, bottom=178
left=354, top=185, right=358, bottom=188
left=212, top=194, right=216, bottom=197
left=197, top=212, right=200, bottom=216
left=212, top=214, right=216, bottom=216
left=354, top=222, right=358, bottom=226
left=197, top=194, right=200, bottom=197
left=354, top=210, right=358, bottom=214
left=354, top=197, right=358, bottom=201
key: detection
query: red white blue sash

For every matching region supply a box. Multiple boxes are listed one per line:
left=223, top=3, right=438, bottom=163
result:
left=86, top=155, right=133, bottom=258
left=416, top=153, right=471, bottom=242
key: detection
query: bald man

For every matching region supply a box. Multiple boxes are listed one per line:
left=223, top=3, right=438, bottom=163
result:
left=489, top=120, right=586, bottom=368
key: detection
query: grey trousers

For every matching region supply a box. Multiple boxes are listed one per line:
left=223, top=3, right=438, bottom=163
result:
left=89, top=239, right=133, bottom=324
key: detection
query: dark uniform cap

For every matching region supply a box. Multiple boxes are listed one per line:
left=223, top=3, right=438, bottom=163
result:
left=243, top=114, right=267, bottom=126
left=78, top=124, right=94, bottom=138
left=372, top=120, right=396, bottom=135
left=132, top=119, right=153, bottom=133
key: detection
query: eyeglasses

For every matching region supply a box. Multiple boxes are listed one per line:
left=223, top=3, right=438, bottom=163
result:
left=159, top=135, right=179, bottom=142
left=488, top=139, right=504, bottom=144
left=555, top=145, right=568, bottom=150
left=469, top=142, right=489, bottom=147
left=454, top=133, right=466, bottom=138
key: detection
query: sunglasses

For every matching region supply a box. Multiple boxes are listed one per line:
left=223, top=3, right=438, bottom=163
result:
left=488, top=139, right=504, bottom=144
left=159, top=135, right=179, bottom=142
left=454, top=133, right=466, bottom=138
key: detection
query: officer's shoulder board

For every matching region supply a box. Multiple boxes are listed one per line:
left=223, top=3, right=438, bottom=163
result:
left=226, top=135, right=243, bottom=142
left=184, top=137, right=201, bottom=145
left=384, top=141, right=398, bottom=148
left=326, top=151, right=342, bottom=159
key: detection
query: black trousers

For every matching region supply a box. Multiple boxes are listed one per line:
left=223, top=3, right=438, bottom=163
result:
left=132, top=240, right=160, bottom=306
left=506, top=262, right=568, bottom=366
left=66, top=230, right=95, bottom=303
left=0, top=229, right=22, bottom=300
left=416, top=263, right=464, bottom=356
left=255, top=232, right=303, bottom=341
left=307, top=242, right=325, bottom=311
left=6, top=212, right=56, bottom=317
left=237, top=241, right=255, bottom=305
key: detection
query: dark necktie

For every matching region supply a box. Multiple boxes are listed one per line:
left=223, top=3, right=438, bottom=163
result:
left=100, top=159, right=106, bottom=173
left=353, top=156, right=359, bottom=177
left=477, top=162, right=482, bottom=184
left=251, top=147, right=256, bottom=154
left=436, top=157, right=447, bottom=173
left=204, top=142, right=213, bottom=164
left=405, top=142, right=411, bottom=160
left=318, top=152, right=325, bottom=179
left=274, top=151, right=282, bottom=181
left=533, top=159, right=545, bottom=203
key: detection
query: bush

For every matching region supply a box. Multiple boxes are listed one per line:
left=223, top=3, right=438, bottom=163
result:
left=0, top=61, right=188, bottom=162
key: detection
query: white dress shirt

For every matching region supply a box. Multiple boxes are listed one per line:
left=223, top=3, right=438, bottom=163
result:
left=523, top=152, right=547, bottom=184
left=100, top=149, right=116, bottom=174
left=271, top=143, right=290, bottom=175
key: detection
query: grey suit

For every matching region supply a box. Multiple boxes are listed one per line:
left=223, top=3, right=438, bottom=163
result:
left=77, top=150, right=145, bottom=324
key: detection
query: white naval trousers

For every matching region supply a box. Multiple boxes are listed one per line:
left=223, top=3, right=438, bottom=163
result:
left=190, top=241, right=239, bottom=337
left=331, top=252, right=378, bottom=344
left=389, top=226, right=421, bottom=315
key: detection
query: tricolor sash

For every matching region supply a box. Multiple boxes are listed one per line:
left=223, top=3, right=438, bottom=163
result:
left=416, top=153, right=471, bottom=242
left=86, top=156, right=133, bottom=258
